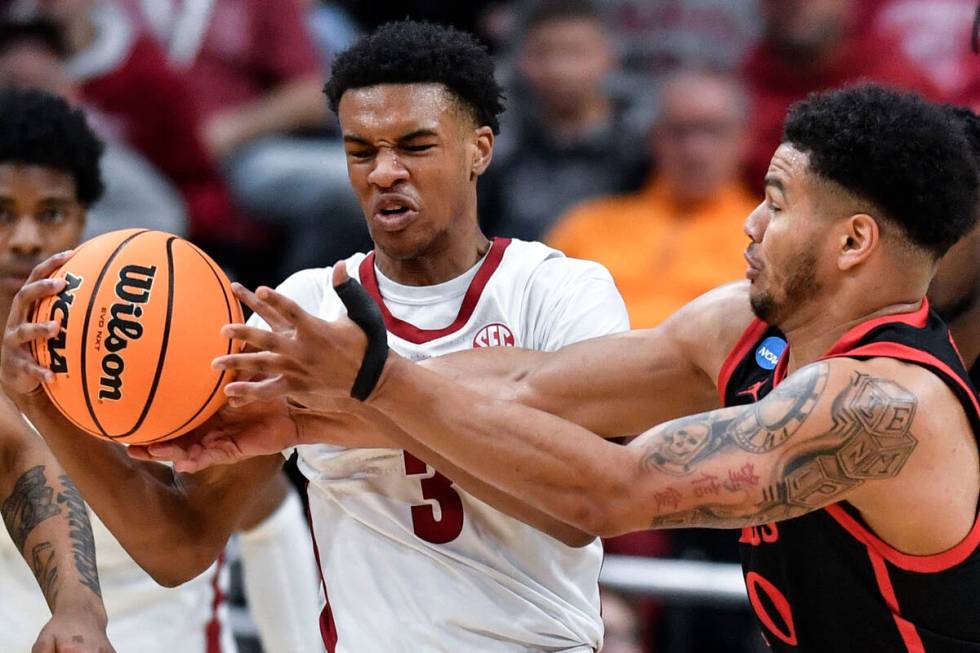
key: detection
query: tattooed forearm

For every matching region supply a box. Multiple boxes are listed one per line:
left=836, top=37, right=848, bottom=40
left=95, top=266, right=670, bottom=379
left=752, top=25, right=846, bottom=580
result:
left=639, top=366, right=920, bottom=529
left=57, top=475, right=101, bottom=598
left=30, top=541, right=60, bottom=606
left=1, top=465, right=60, bottom=551
left=641, top=364, right=829, bottom=476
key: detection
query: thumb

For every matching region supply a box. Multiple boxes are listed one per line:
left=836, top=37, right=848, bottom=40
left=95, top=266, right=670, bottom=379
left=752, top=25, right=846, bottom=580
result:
left=331, top=260, right=349, bottom=288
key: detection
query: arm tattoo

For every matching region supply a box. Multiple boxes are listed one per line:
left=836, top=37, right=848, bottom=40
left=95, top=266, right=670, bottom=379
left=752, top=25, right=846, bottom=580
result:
left=1, top=465, right=60, bottom=551
left=641, top=364, right=829, bottom=476
left=57, top=475, right=102, bottom=598
left=30, top=541, right=60, bottom=606
left=640, top=365, right=920, bottom=528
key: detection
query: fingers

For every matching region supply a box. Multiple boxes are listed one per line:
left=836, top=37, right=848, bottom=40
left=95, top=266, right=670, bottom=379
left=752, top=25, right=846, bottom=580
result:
left=219, top=324, right=288, bottom=354
left=10, top=278, right=67, bottom=327
left=230, top=283, right=292, bottom=332
left=26, top=250, right=74, bottom=285
left=212, top=350, right=294, bottom=377
left=251, top=286, right=313, bottom=333
left=331, top=260, right=349, bottom=287
left=7, top=320, right=59, bottom=347
left=223, top=375, right=292, bottom=404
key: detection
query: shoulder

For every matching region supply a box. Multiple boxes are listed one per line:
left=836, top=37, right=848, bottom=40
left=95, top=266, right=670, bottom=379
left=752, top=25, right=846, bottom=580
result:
left=517, top=242, right=621, bottom=306
left=659, top=281, right=756, bottom=385
left=274, top=252, right=368, bottom=314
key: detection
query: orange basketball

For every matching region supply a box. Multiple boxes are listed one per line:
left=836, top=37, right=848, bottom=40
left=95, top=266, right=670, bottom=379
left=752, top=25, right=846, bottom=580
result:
left=30, top=229, right=243, bottom=445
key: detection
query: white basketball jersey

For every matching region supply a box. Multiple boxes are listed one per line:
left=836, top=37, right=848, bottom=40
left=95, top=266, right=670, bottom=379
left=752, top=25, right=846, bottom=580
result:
left=262, top=238, right=629, bottom=652
left=0, top=511, right=235, bottom=653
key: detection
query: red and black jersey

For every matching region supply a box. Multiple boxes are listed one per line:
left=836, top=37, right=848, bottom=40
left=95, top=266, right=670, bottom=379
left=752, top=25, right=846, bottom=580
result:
left=717, top=300, right=980, bottom=652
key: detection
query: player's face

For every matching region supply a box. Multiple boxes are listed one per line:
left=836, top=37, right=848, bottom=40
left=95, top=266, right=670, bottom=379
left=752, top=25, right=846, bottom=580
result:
left=744, top=144, right=831, bottom=327
left=0, top=164, right=84, bottom=305
left=338, top=83, right=492, bottom=260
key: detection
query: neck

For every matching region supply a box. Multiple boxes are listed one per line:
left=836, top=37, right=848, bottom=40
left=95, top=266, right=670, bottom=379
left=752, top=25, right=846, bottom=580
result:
left=374, top=228, right=491, bottom=287
left=949, top=300, right=980, bottom=370
left=780, top=293, right=925, bottom=373
left=541, top=94, right=612, bottom=141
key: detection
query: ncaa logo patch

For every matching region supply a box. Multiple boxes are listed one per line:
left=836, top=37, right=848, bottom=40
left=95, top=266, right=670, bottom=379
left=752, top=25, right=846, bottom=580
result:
left=473, top=323, right=515, bottom=348
left=755, top=336, right=786, bottom=371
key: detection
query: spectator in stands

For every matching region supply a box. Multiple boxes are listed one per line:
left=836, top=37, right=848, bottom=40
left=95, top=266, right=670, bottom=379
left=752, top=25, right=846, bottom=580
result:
left=858, top=0, right=980, bottom=108
left=0, top=17, right=188, bottom=240
left=11, top=0, right=263, bottom=272
left=130, top=0, right=369, bottom=276
left=741, top=0, right=939, bottom=189
left=548, top=68, right=754, bottom=328
left=480, top=0, right=649, bottom=241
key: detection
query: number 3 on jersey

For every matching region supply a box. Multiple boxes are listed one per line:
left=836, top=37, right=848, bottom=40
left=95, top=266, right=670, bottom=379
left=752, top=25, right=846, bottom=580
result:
left=403, top=451, right=464, bottom=543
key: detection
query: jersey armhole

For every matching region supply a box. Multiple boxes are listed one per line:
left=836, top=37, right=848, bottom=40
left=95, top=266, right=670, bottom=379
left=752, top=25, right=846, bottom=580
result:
left=717, top=319, right=769, bottom=404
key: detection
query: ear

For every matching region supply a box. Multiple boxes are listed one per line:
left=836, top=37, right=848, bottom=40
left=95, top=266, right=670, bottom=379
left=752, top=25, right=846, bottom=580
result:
left=469, top=126, right=494, bottom=180
left=837, top=213, right=879, bottom=271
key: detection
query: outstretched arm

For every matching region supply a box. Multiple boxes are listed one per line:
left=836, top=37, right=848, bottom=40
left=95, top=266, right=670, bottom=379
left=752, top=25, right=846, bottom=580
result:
left=1, top=253, right=283, bottom=586
left=1, top=418, right=114, bottom=652
left=420, top=283, right=748, bottom=437
left=212, top=279, right=962, bottom=552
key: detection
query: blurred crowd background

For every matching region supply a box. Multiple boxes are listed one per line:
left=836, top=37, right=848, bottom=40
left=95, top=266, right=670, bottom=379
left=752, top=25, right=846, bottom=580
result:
left=0, top=1, right=975, bottom=652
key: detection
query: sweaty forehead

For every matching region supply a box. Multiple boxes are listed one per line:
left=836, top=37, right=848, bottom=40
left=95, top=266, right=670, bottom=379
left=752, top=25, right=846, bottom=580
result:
left=338, top=83, right=462, bottom=137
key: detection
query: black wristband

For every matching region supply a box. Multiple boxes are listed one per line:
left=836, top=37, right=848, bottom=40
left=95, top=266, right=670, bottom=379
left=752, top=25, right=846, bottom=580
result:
left=335, top=277, right=389, bottom=401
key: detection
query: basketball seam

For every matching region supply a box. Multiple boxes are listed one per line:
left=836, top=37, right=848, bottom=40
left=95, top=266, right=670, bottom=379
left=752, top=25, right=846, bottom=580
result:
left=116, top=237, right=177, bottom=438
left=79, top=230, right=149, bottom=437
left=140, top=242, right=236, bottom=444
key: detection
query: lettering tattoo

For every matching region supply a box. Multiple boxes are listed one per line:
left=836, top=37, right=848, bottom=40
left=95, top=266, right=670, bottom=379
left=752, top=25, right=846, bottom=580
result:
left=1, top=465, right=60, bottom=551
left=639, top=365, right=920, bottom=528
left=57, top=475, right=101, bottom=598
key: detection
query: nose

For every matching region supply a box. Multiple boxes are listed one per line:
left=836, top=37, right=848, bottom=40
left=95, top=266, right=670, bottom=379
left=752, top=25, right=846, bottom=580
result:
left=9, top=216, right=42, bottom=257
left=743, top=200, right=769, bottom=244
left=367, top=148, right=409, bottom=189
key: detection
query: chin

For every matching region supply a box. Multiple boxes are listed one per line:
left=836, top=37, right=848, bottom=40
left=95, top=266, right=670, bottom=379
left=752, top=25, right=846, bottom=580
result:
left=749, top=289, right=778, bottom=325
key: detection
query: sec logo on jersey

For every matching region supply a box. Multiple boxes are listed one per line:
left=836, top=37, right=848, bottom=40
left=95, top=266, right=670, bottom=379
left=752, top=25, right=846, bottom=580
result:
left=473, top=323, right=515, bottom=348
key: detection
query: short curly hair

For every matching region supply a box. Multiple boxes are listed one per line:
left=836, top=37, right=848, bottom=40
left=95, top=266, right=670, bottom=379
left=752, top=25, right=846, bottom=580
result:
left=947, top=104, right=980, bottom=165
left=324, top=20, right=505, bottom=134
left=0, top=87, right=104, bottom=206
left=783, top=84, right=978, bottom=258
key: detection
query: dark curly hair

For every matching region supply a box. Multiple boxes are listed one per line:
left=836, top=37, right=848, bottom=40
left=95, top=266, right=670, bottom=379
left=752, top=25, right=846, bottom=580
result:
left=783, top=84, right=978, bottom=258
left=0, top=87, right=104, bottom=206
left=324, top=20, right=505, bottom=134
left=947, top=104, right=980, bottom=165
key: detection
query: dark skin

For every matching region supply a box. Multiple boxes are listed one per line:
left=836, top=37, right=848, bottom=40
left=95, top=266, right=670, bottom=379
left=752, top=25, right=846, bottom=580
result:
left=929, top=223, right=980, bottom=369
left=0, top=164, right=113, bottom=653
left=0, top=80, right=597, bottom=604
left=152, top=144, right=977, bottom=560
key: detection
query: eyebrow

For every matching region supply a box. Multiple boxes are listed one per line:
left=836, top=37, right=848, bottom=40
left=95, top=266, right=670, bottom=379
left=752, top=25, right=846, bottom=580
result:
left=764, top=175, right=787, bottom=195
left=343, top=129, right=440, bottom=145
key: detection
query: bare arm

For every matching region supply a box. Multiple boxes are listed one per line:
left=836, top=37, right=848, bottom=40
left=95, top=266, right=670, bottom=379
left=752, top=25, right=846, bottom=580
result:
left=365, top=355, right=969, bottom=554
left=1, top=422, right=114, bottom=651
left=18, top=393, right=283, bottom=586
left=421, top=283, right=750, bottom=437
left=205, top=76, right=328, bottom=158
left=1, top=256, right=283, bottom=586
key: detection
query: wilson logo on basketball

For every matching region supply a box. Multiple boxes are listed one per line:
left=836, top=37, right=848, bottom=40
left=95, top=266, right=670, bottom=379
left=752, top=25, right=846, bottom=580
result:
left=473, top=323, right=515, bottom=348
left=46, top=273, right=83, bottom=374
left=99, top=264, right=156, bottom=401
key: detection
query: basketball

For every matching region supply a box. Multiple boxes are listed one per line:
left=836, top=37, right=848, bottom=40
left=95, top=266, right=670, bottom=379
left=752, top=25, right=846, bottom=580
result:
left=29, top=229, right=243, bottom=445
